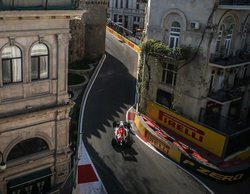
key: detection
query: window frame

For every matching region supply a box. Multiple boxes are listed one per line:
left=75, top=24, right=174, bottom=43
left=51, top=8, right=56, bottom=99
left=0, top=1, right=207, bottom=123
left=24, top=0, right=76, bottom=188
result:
left=7, top=138, right=49, bottom=162
left=136, top=3, right=139, bottom=9
left=125, top=0, right=128, bottom=8
left=156, top=89, right=173, bottom=108
left=31, top=43, right=49, bottom=81
left=161, top=63, right=177, bottom=86
left=1, top=45, right=23, bottom=84
left=114, top=14, right=117, bottom=22
left=242, top=22, right=250, bottom=50
left=215, top=25, right=224, bottom=52
left=115, top=0, right=118, bottom=8
left=169, top=22, right=181, bottom=49
left=120, top=0, right=123, bottom=8
left=224, top=25, right=234, bottom=57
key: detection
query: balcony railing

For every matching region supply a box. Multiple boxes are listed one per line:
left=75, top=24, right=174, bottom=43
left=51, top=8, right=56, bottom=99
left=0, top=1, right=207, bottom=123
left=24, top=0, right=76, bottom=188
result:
left=207, top=88, right=243, bottom=104
left=199, top=108, right=250, bottom=135
left=219, top=0, right=250, bottom=5
left=209, top=51, right=250, bottom=67
left=234, top=76, right=250, bottom=88
left=0, top=0, right=76, bottom=10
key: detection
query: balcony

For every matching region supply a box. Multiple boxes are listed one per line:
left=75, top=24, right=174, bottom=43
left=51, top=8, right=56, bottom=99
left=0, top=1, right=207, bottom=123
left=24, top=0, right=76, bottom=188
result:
left=199, top=108, right=250, bottom=135
left=209, top=51, right=250, bottom=68
left=220, top=0, right=250, bottom=5
left=207, top=88, right=243, bottom=104
left=234, top=76, right=250, bottom=88
left=219, top=0, right=250, bottom=10
left=0, top=0, right=76, bottom=10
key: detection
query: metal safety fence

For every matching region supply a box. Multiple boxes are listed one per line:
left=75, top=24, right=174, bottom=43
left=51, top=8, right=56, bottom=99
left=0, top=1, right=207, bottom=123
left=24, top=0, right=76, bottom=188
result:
left=107, top=18, right=142, bottom=45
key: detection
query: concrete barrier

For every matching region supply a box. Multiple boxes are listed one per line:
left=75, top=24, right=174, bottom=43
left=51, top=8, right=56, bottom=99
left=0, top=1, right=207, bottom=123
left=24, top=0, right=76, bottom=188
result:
left=106, top=26, right=141, bottom=54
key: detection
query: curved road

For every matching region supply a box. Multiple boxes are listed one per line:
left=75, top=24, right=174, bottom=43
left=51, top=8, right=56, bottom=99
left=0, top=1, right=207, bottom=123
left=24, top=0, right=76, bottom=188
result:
left=82, top=32, right=209, bottom=194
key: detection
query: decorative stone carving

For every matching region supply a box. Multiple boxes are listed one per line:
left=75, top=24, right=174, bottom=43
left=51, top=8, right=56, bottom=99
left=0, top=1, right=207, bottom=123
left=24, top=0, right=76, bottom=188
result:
left=57, top=33, right=71, bottom=46
left=38, top=35, right=45, bottom=43
left=8, top=37, right=15, bottom=46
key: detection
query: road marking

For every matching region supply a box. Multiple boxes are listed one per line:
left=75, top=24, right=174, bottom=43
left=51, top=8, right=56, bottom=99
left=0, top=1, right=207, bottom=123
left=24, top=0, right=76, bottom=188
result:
left=78, top=164, right=98, bottom=184
left=135, top=133, right=214, bottom=194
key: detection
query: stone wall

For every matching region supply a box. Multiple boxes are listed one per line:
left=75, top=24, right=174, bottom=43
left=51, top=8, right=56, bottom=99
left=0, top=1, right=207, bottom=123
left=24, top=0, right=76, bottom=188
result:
left=69, top=0, right=107, bottom=63
left=69, top=18, right=86, bottom=64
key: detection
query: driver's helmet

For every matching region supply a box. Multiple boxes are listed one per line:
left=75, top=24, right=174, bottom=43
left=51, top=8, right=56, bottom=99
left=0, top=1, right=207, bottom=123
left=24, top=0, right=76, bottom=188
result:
left=119, top=121, right=124, bottom=126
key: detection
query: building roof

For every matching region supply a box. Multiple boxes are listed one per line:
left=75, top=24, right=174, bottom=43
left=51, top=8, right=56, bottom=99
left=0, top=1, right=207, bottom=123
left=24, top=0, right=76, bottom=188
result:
left=0, top=0, right=76, bottom=10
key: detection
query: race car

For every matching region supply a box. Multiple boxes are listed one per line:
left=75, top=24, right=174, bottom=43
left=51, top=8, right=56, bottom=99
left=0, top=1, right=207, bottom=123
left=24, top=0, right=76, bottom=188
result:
left=112, top=121, right=132, bottom=146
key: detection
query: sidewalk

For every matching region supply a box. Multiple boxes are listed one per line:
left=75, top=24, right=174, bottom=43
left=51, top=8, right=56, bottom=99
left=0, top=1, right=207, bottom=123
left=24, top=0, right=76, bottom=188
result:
left=73, top=139, right=107, bottom=194
left=72, top=55, right=107, bottom=194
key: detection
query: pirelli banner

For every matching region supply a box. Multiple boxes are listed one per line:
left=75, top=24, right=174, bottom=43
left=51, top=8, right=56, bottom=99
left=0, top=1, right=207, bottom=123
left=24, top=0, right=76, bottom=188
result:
left=180, top=154, right=249, bottom=183
left=146, top=101, right=226, bottom=157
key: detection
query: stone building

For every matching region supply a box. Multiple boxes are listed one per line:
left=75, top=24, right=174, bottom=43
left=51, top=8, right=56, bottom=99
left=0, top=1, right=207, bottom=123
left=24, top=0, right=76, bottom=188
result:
left=140, top=0, right=250, bottom=161
left=107, top=0, right=147, bottom=32
left=69, top=0, right=108, bottom=63
left=0, top=1, right=84, bottom=194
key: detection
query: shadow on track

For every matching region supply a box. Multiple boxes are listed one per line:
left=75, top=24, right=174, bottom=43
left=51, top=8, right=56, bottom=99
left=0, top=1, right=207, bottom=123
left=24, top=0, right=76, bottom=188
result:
left=111, top=137, right=138, bottom=162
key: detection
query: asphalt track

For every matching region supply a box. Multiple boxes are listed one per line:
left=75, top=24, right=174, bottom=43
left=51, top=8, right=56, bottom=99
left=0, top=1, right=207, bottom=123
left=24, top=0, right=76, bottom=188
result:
left=81, top=32, right=209, bottom=194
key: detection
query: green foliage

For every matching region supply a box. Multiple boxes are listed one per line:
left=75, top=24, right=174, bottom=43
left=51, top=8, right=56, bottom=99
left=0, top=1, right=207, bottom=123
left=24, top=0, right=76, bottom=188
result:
left=140, top=39, right=188, bottom=60
left=137, top=39, right=193, bottom=113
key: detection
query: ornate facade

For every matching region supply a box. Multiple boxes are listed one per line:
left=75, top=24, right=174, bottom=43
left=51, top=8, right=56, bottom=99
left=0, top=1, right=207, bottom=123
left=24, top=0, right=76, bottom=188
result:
left=0, top=3, right=84, bottom=193
left=142, top=0, right=250, bottom=159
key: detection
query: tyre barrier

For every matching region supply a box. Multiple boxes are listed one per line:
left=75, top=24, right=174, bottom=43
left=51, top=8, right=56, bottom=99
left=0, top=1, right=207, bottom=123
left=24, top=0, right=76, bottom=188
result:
left=133, top=113, right=250, bottom=183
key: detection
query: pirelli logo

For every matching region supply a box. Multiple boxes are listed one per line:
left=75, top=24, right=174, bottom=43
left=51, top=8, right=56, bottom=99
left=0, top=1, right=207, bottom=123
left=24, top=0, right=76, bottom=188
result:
left=158, top=110, right=205, bottom=143
left=145, top=131, right=170, bottom=155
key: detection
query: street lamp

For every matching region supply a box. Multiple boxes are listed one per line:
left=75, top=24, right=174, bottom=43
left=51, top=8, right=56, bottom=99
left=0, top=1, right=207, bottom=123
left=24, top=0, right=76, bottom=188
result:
left=0, top=151, right=6, bottom=171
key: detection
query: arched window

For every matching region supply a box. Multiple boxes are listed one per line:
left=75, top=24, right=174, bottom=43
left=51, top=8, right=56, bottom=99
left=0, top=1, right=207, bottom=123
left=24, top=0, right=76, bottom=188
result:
left=169, top=21, right=181, bottom=49
left=7, top=138, right=49, bottom=161
left=224, top=24, right=234, bottom=56
left=31, top=43, right=49, bottom=80
left=242, top=20, right=250, bottom=51
left=215, top=25, right=225, bottom=52
left=1, top=46, right=22, bottom=84
left=217, top=16, right=236, bottom=56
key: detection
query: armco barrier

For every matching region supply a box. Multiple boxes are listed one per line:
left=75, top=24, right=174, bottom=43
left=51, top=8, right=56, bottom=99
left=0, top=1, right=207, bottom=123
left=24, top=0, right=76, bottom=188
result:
left=133, top=113, right=250, bottom=183
left=106, top=26, right=141, bottom=54
left=134, top=115, right=146, bottom=137
left=180, top=155, right=248, bottom=183
left=134, top=114, right=182, bottom=163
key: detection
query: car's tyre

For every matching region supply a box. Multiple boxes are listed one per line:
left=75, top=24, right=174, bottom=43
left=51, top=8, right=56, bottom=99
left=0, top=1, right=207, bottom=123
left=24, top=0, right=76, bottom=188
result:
left=111, top=138, right=116, bottom=145
left=113, top=121, right=119, bottom=128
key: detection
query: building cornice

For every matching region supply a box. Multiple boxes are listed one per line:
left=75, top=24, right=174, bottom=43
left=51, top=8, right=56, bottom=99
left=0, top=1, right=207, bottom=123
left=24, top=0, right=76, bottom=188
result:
left=85, top=0, right=108, bottom=5
left=218, top=5, right=250, bottom=10
left=0, top=10, right=86, bottom=19
left=0, top=101, right=74, bottom=125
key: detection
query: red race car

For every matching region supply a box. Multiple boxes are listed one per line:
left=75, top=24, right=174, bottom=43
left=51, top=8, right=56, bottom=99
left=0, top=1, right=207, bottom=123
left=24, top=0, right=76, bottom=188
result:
left=112, top=121, right=132, bottom=146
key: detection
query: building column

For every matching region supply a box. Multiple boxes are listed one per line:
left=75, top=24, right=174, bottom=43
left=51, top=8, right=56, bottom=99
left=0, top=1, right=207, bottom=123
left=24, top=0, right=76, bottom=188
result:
left=57, top=33, right=71, bottom=104
left=54, top=109, right=72, bottom=185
